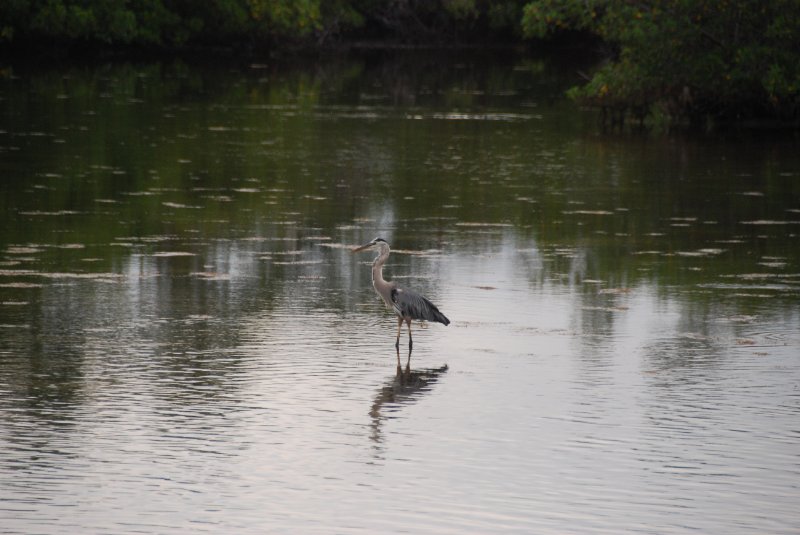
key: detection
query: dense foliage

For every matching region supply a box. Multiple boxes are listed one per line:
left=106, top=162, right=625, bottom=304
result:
left=0, top=0, right=333, bottom=46
left=1, top=1, right=798, bottom=124
left=0, top=0, right=527, bottom=47
left=522, top=0, right=800, bottom=123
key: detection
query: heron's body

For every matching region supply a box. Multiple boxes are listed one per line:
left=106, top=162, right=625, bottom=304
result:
left=354, top=238, right=449, bottom=348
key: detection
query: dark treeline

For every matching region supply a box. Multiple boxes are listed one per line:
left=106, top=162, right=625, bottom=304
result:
left=0, top=1, right=528, bottom=49
left=1, top=0, right=798, bottom=126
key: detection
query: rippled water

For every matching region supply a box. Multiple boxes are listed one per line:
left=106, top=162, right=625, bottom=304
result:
left=1, top=51, right=799, bottom=534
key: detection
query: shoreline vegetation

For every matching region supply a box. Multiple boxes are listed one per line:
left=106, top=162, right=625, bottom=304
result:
left=1, top=0, right=798, bottom=128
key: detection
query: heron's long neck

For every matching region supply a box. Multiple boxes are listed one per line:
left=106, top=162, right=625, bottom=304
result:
left=371, top=248, right=391, bottom=290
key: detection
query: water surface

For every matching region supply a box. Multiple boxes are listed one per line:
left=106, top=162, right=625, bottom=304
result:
left=1, top=51, right=799, bottom=534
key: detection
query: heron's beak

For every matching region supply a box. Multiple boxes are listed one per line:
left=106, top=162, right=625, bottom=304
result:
left=352, top=242, right=374, bottom=253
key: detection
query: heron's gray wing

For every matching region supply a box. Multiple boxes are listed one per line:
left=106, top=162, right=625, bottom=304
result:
left=390, top=286, right=450, bottom=325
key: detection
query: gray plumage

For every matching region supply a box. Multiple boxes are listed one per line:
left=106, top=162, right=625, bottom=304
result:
left=390, top=287, right=450, bottom=325
left=353, top=237, right=450, bottom=348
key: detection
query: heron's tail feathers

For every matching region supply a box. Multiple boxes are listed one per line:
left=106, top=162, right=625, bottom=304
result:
left=399, top=288, right=451, bottom=326
left=425, top=299, right=450, bottom=326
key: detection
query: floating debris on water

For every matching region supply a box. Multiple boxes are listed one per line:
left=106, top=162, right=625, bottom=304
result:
left=6, top=247, right=43, bottom=255
left=599, top=288, right=631, bottom=295
left=741, top=220, right=800, bottom=225
left=122, top=191, right=158, bottom=196
left=162, top=202, right=201, bottom=209
left=430, top=112, right=540, bottom=121
left=393, top=249, right=442, bottom=256
left=456, top=222, right=513, bottom=228
left=151, top=251, right=196, bottom=257
left=551, top=248, right=580, bottom=257
left=563, top=210, right=614, bottom=215
left=243, top=237, right=295, bottom=242
left=18, top=210, right=80, bottom=216
left=272, top=260, right=324, bottom=265
left=678, top=332, right=713, bottom=341
left=318, top=243, right=353, bottom=250
left=719, top=315, right=758, bottom=323
left=190, top=272, right=231, bottom=281
left=721, top=273, right=797, bottom=280
left=116, top=235, right=178, bottom=243
left=676, top=248, right=725, bottom=257
left=28, top=272, right=125, bottom=283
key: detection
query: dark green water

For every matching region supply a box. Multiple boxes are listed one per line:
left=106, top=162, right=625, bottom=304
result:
left=1, top=50, right=799, bottom=534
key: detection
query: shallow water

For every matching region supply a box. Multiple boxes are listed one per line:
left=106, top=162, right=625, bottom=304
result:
left=1, top=51, right=799, bottom=534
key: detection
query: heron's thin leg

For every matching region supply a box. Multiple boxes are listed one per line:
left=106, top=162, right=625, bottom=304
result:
left=406, top=318, right=413, bottom=350
left=395, top=316, right=403, bottom=349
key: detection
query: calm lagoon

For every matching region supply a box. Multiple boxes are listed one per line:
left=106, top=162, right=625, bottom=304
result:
left=1, top=50, right=799, bottom=533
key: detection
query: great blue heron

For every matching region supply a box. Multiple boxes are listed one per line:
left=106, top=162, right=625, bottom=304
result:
left=353, top=237, right=450, bottom=349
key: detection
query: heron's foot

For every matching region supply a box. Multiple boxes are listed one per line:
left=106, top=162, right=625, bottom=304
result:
left=395, top=338, right=400, bottom=349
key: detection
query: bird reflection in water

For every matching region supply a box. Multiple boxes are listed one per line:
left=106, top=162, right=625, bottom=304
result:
left=369, top=347, right=448, bottom=445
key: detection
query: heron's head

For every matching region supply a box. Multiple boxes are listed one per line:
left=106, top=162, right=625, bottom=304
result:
left=353, top=237, right=389, bottom=253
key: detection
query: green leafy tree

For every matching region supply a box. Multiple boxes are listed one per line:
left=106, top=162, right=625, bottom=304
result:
left=0, top=0, right=527, bottom=47
left=0, top=0, right=329, bottom=46
left=522, top=0, right=800, bottom=123
left=354, top=0, right=526, bottom=41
